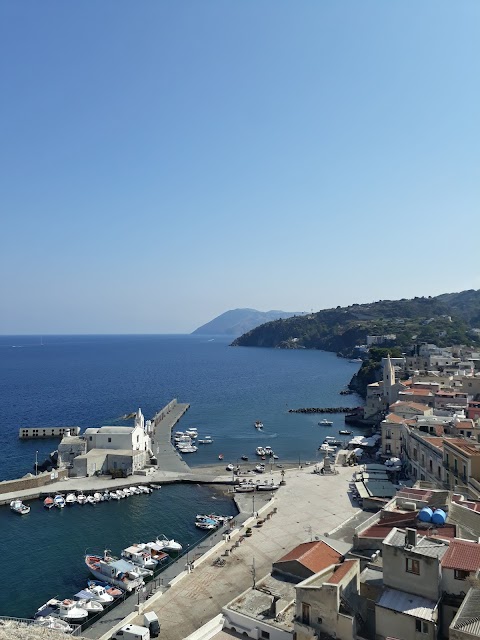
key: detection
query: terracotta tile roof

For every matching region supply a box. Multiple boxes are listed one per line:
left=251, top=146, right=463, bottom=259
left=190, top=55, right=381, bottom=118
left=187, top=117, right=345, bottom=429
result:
left=327, top=560, right=357, bottom=584
left=275, top=541, right=342, bottom=574
left=441, top=539, right=480, bottom=572
left=443, top=438, right=480, bottom=456
left=421, top=437, right=444, bottom=450
left=384, top=413, right=405, bottom=424
left=399, top=389, right=434, bottom=397
left=391, top=401, right=431, bottom=412
left=360, top=522, right=456, bottom=541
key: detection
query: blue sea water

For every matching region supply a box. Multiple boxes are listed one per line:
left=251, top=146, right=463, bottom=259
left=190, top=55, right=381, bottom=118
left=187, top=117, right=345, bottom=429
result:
left=0, top=334, right=363, bottom=618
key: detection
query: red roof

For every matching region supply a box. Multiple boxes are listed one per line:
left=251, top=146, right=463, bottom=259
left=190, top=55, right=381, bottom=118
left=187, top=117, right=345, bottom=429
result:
left=327, top=560, right=357, bottom=584
left=275, top=541, right=342, bottom=574
left=360, top=522, right=456, bottom=541
left=441, top=539, right=480, bottom=572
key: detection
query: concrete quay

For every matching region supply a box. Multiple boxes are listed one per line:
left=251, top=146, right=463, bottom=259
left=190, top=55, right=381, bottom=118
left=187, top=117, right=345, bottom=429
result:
left=124, top=464, right=365, bottom=640
left=151, top=401, right=191, bottom=473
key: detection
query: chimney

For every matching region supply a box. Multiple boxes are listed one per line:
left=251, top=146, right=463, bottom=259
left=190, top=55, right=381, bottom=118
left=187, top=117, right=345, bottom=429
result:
left=406, top=528, right=417, bottom=548
left=270, top=595, right=281, bottom=617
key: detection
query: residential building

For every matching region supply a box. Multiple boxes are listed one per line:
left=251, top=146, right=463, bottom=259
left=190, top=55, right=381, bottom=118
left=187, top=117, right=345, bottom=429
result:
left=272, top=540, right=345, bottom=583
left=449, top=588, right=480, bottom=640
left=381, top=413, right=404, bottom=458
left=443, top=438, right=480, bottom=497
left=402, top=424, right=444, bottom=484
left=390, top=401, right=433, bottom=420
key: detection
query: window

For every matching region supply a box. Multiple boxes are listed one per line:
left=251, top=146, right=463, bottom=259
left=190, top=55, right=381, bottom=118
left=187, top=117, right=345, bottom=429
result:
left=260, top=632, right=270, bottom=639
left=301, top=602, right=310, bottom=626
left=423, top=622, right=429, bottom=633
left=416, top=619, right=422, bottom=632
left=454, top=569, right=470, bottom=580
left=406, top=558, right=420, bottom=574
left=317, top=617, right=323, bottom=624
left=108, top=437, right=112, bottom=443
left=89, top=436, right=92, bottom=441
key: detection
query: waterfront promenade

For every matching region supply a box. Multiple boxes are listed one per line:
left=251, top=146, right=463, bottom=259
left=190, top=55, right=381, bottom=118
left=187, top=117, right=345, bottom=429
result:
left=151, top=401, right=190, bottom=473
left=107, top=464, right=365, bottom=640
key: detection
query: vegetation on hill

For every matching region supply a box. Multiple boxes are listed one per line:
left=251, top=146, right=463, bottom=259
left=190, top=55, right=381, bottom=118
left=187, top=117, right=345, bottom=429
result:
left=231, top=290, right=480, bottom=354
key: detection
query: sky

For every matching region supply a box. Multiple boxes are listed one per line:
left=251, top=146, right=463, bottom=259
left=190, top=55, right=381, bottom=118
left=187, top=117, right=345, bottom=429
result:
left=1, top=1, right=479, bottom=334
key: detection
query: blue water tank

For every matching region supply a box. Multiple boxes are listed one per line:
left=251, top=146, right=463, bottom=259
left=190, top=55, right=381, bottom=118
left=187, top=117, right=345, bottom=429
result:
left=418, top=507, right=433, bottom=522
left=431, top=509, right=447, bottom=525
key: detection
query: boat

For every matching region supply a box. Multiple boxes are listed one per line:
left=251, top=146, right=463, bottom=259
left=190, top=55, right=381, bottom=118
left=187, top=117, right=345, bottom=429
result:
left=35, top=616, right=73, bottom=633
left=154, top=534, right=182, bottom=552
left=198, top=438, right=213, bottom=444
left=264, top=446, right=273, bottom=455
left=255, top=447, right=265, bottom=456
left=254, top=421, right=263, bottom=429
left=129, top=486, right=141, bottom=495
left=74, top=598, right=103, bottom=613
left=115, top=489, right=125, bottom=499
left=102, top=491, right=111, bottom=501
left=77, top=493, right=87, bottom=505
left=85, top=551, right=145, bottom=592
left=318, top=444, right=336, bottom=453
left=318, top=419, right=333, bottom=426
left=255, top=464, right=266, bottom=473
left=139, top=542, right=169, bottom=563
left=76, top=585, right=114, bottom=604
left=123, top=488, right=132, bottom=497
left=149, top=484, right=162, bottom=490
left=87, top=580, right=123, bottom=598
left=218, top=454, right=224, bottom=460
left=324, top=437, right=342, bottom=446
left=39, top=598, right=89, bottom=623
left=54, top=494, right=66, bottom=509
left=235, top=484, right=255, bottom=492
left=195, top=517, right=219, bottom=530
left=43, top=496, right=54, bottom=509
left=185, top=429, right=198, bottom=438
left=339, top=429, right=352, bottom=435
left=241, top=455, right=248, bottom=461
left=272, top=454, right=279, bottom=460
left=256, top=484, right=280, bottom=491
left=93, top=492, right=102, bottom=502
left=10, top=499, right=30, bottom=515
left=65, top=493, right=77, bottom=505
left=122, top=544, right=158, bottom=570
left=86, top=495, right=96, bottom=505
left=226, top=464, right=234, bottom=471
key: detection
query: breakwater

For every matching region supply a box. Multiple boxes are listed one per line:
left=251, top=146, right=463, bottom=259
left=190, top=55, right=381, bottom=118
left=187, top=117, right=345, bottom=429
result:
left=288, top=406, right=360, bottom=414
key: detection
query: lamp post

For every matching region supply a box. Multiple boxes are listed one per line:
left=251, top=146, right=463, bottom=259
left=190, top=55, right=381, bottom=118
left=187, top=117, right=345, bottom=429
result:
left=252, top=492, right=255, bottom=516
left=35, top=451, right=38, bottom=477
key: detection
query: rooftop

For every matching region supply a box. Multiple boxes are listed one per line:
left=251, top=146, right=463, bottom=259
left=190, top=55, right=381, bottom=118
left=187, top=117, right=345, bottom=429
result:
left=384, top=528, right=449, bottom=560
left=441, top=538, right=480, bottom=572
left=327, top=559, right=357, bottom=584
left=443, top=438, right=480, bottom=456
left=377, top=587, right=438, bottom=622
left=383, top=413, right=405, bottom=424
left=391, top=401, right=432, bottom=412
left=450, top=588, right=480, bottom=636
left=275, top=541, right=342, bottom=574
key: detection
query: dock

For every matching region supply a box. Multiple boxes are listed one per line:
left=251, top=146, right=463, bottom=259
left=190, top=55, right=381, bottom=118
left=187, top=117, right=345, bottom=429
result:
left=152, top=399, right=191, bottom=473
left=18, top=426, right=80, bottom=439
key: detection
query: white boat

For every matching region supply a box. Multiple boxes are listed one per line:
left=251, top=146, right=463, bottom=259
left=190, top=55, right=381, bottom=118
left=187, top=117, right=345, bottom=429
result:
left=149, top=484, right=161, bottom=490
left=254, top=421, right=263, bottom=429
left=177, top=445, right=197, bottom=453
left=264, top=446, right=272, bottom=454
left=123, top=488, right=132, bottom=497
left=255, top=465, right=266, bottom=473
left=54, top=494, right=66, bottom=509
left=122, top=544, right=158, bottom=570
left=93, top=492, right=103, bottom=502
left=102, top=491, right=111, bottom=501
left=10, top=499, right=30, bottom=515
left=75, top=598, right=103, bottom=613
left=77, top=493, right=87, bottom=505
left=318, top=419, right=333, bottom=426
left=65, top=493, right=77, bottom=505
left=154, top=534, right=182, bottom=552
left=43, top=598, right=89, bottom=623
left=235, top=484, right=255, bottom=493
left=86, top=495, right=96, bottom=505
left=256, top=446, right=266, bottom=456
left=256, top=484, right=280, bottom=491
left=35, top=615, right=73, bottom=633
left=109, top=491, right=120, bottom=500
left=319, top=444, right=336, bottom=453
left=185, top=429, right=198, bottom=438
left=324, top=437, right=342, bottom=446
left=226, top=464, right=234, bottom=471
left=85, top=551, right=145, bottom=592
left=129, top=486, right=141, bottom=495
left=195, top=518, right=218, bottom=530
left=115, top=489, right=125, bottom=499
left=197, top=438, right=213, bottom=444
left=77, top=585, right=114, bottom=604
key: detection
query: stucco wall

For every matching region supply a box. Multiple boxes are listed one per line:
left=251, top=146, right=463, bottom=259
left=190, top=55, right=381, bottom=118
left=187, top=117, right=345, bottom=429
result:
left=376, top=606, right=436, bottom=640
left=222, top=608, right=291, bottom=640
left=383, top=544, right=441, bottom=601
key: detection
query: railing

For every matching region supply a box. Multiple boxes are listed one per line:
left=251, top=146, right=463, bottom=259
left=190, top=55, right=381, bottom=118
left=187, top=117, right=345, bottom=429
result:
left=0, top=616, right=82, bottom=637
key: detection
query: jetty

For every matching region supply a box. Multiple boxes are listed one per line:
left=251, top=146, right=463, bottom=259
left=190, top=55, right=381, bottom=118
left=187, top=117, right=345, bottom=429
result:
left=18, top=426, right=80, bottom=439
left=151, top=399, right=191, bottom=473
left=288, top=406, right=360, bottom=414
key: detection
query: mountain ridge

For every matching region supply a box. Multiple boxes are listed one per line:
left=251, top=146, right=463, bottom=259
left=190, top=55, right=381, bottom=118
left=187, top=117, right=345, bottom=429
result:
left=192, top=308, right=306, bottom=337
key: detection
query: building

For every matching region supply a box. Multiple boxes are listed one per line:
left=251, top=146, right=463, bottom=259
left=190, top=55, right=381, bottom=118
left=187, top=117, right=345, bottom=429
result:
left=390, top=400, right=433, bottom=420
left=449, top=588, right=480, bottom=640
left=402, top=424, right=444, bottom=484
left=441, top=538, right=480, bottom=632
left=381, top=413, right=404, bottom=458
left=443, top=438, right=480, bottom=497
left=272, top=540, right=345, bottom=583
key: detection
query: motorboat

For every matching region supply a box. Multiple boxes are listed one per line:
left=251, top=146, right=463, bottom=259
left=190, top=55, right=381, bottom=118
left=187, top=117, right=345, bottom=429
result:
left=76, top=585, right=114, bottom=604
left=115, top=489, right=125, bottom=499
left=65, top=493, right=77, bottom=505
left=218, top=454, right=224, bottom=460
left=198, top=438, right=213, bottom=444
left=185, top=429, right=198, bottom=438
left=87, top=580, right=123, bottom=598
left=256, top=447, right=266, bottom=456
left=122, top=544, right=158, bottom=570
left=77, top=493, right=87, bottom=505
left=177, top=445, right=197, bottom=453
left=264, top=446, right=273, bottom=455
left=139, top=542, right=169, bottom=563
left=35, top=616, right=73, bottom=633
left=137, top=485, right=152, bottom=494
left=102, top=491, right=111, bottom=501
left=339, top=429, right=352, bottom=435
left=254, top=421, right=263, bottom=429
left=154, top=534, right=182, bottom=553
left=86, top=495, right=96, bottom=505
left=319, top=444, right=336, bottom=453
left=93, top=492, right=103, bottom=502
left=74, top=598, right=103, bottom=613
left=273, top=454, right=279, bottom=459
left=85, top=552, right=145, bottom=592
left=324, top=437, right=342, bottom=446
left=54, top=494, right=66, bottom=509
left=255, top=465, right=266, bottom=473
left=226, top=464, right=234, bottom=471
left=256, top=484, right=280, bottom=491
left=241, top=455, right=248, bottom=461
left=123, top=488, right=132, bottom=497
left=149, top=484, right=162, bottom=490
left=235, top=484, right=255, bottom=492
left=39, top=598, right=89, bottom=623
left=43, top=496, right=54, bottom=509
left=318, top=419, right=333, bottom=426
left=195, top=517, right=218, bottom=530
left=10, top=499, right=30, bottom=515
left=129, top=486, right=141, bottom=495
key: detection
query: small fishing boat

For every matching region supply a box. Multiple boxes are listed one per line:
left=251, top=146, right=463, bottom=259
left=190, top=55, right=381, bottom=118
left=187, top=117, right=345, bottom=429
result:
left=256, top=484, right=280, bottom=491
left=218, top=454, right=224, bottom=460
left=254, top=421, right=263, bottom=429
left=154, top=534, right=182, bottom=552
left=85, top=551, right=145, bottom=592
left=324, top=436, right=342, bottom=446
left=54, top=494, right=66, bottom=509
left=75, top=585, right=114, bottom=604
left=121, top=544, right=158, bottom=570
left=273, top=454, right=279, bottom=459
left=226, top=463, right=234, bottom=471
left=339, top=429, right=352, bottom=435
left=195, top=517, right=218, bottom=530
left=318, top=419, right=333, bottom=426
left=319, top=444, right=336, bottom=453
left=86, top=495, right=96, bottom=505
left=87, top=580, right=123, bottom=598
left=115, top=489, right=125, bottom=499
left=198, top=438, right=213, bottom=444
left=109, top=491, right=120, bottom=500
left=74, top=598, right=103, bottom=613
left=43, top=496, right=54, bottom=509
left=10, top=499, right=30, bottom=515
left=255, top=446, right=265, bottom=456
left=77, top=493, right=87, bottom=505
left=65, top=493, right=77, bottom=505
left=241, top=455, right=248, bottom=461
left=137, top=485, right=152, bottom=494
left=255, top=464, right=266, bottom=473
left=149, top=484, right=162, bottom=490
left=235, top=484, right=255, bottom=492
left=102, top=491, right=111, bottom=501
left=38, top=598, right=89, bottom=623
left=93, top=492, right=103, bottom=502
left=35, top=616, right=73, bottom=633
left=129, top=486, right=141, bottom=495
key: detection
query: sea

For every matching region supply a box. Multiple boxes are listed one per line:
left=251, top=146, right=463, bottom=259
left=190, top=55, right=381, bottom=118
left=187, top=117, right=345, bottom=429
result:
left=0, top=334, right=362, bottom=618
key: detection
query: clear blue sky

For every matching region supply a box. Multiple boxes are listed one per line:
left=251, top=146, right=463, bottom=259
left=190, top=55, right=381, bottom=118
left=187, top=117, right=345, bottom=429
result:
left=1, top=1, right=479, bottom=334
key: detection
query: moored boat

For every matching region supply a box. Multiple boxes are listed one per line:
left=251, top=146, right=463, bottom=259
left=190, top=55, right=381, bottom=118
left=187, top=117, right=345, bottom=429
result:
left=218, top=454, right=224, bottom=460
left=10, top=499, right=30, bottom=515
left=235, top=484, right=255, bottom=492
left=66, top=493, right=77, bottom=505
left=85, top=551, right=145, bottom=592
left=339, top=429, right=352, bottom=435
left=43, top=496, right=54, bottom=509
left=256, top=484, right=280, bottom=491
left=154, top=534, right=182, bottom=552
left=318, top=419, right=333, bottom=426
left=121, top=544, right=158, bottom=570
left=34, top=615, right=73, bottom=633
left=74, top=598, right=103, bottom=613
left=77, top=493, right=87, bottom=505
left=54, top=494, right=66, bottom=509
left=87, top=580, right=123, bottom=598
left=75, top=585, right=114, bottom=604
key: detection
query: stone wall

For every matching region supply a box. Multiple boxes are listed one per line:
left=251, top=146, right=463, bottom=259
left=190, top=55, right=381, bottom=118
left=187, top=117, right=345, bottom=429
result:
left=0, top=469, right=68, bottom=497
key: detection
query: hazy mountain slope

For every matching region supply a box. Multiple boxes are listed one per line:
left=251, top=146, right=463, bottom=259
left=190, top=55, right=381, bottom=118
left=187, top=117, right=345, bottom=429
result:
left=192, top=308, right=305, bottom=336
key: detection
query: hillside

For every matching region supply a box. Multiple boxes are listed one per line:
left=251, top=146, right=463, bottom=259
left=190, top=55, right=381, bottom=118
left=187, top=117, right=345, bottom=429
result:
left=192, top=308, right=305, bottom=337
left=231, top=290, right=480, bottom=354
